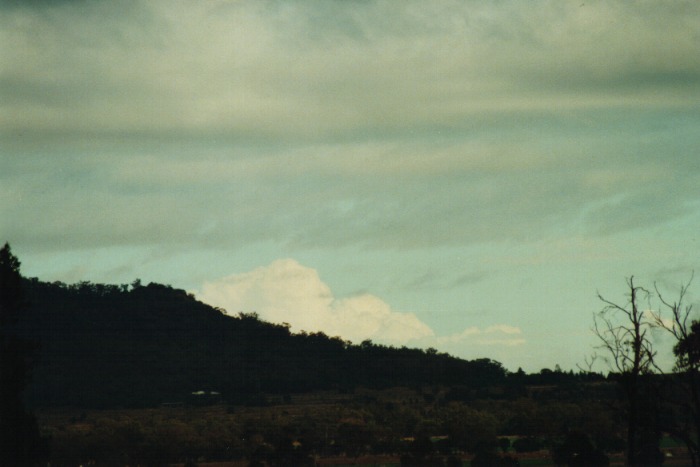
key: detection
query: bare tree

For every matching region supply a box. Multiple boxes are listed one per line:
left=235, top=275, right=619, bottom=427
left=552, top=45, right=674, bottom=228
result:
left=651, top=273, right=700, bottom=466
left=594, top=276, right=661, bottom=466
left=577, top=353, right=599, bottom=374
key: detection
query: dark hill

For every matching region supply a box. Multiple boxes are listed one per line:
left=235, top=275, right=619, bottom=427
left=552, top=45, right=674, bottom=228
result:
left=16, top=278, right=510, bottom=409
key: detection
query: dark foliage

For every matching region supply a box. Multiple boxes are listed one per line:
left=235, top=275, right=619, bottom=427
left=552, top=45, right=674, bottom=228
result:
left=675, top=321, right=700, bottom=369
left=550, top=430, right=609, bottom=467
left=0, top=243, right=49, bottom=465
left=471, top=447, right=520, bottom=467
left=669, top=321, right=700, bottom=465
left=512, top=436, right=545, bottom=453
left=400, top=434, right=446, bottom=466
left=14, top=276, right=512, bottom=409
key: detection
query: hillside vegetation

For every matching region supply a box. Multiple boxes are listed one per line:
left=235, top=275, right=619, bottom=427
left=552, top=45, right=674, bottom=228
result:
left=16, top=277, right=559, bottom=409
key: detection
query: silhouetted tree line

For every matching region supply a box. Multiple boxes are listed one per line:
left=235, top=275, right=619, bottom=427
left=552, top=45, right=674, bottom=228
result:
left=12, top=273, right=542, bottom=410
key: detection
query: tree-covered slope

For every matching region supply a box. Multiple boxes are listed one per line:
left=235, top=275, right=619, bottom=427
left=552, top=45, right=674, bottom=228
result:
left=16, top=278, right=510, bottom=408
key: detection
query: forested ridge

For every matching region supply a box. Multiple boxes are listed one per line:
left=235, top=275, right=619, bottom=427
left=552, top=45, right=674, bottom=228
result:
left=16, top=277, right=568, bottom=409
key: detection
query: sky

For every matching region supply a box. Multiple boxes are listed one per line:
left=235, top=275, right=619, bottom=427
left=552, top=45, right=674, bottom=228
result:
left=2, top=0, right=700, bottom=372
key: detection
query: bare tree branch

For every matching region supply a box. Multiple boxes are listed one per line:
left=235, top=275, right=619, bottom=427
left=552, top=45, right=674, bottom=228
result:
left=593, top=276, right=660, bottom=465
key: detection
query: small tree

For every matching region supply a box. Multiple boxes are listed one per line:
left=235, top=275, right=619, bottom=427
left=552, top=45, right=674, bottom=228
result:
left=551, top=430, right=609, bottom=466
left=0, top=242, right=48, bottom=464
left=593, top=277, right=661, bottom=466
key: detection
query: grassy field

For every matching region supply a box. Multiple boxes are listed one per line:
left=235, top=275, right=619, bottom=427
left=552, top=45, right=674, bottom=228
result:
left=37, top=403, right=692, bottom=467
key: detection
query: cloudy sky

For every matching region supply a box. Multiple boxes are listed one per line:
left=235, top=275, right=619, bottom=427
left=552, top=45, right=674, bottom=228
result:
left=2, top=0, right=700, bottom=371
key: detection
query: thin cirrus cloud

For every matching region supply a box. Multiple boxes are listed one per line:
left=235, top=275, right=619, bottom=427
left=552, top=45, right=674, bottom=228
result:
left=437, top=325, right=526, bottom=347
left=2, top=0, right=700, bottom=255
left=198, top=259, right=524, bottom=352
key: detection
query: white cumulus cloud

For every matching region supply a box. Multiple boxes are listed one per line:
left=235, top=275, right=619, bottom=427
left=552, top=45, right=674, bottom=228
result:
left=198, top=259, right=434, bottom=345
left=198, top=259, right=526, bottom=356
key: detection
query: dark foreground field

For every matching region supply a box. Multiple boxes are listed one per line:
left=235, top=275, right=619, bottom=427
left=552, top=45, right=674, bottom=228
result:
left=35, top=388, right=691, bottom=467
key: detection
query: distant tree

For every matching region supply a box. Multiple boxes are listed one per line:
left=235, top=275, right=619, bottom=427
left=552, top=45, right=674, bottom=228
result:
left=550, top=430, right=609, bottom=466
left=499, top=437, right=511, bottom=453
left=593, top=276, right=661, bottom=466
left=512, top=436, right=544, bottom=453
left=470, top=439, right=520, bottom=467
left=0, top=242, right=48, bottom=465
left=444, top=405, right=499, bottom=453
left=336, top=419, right=373, bottom=458
left=400, top=434, right=444, bottom=466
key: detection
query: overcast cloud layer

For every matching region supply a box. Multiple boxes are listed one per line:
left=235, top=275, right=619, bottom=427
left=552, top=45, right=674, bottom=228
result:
left=2, top=1, right=700, bottom=371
